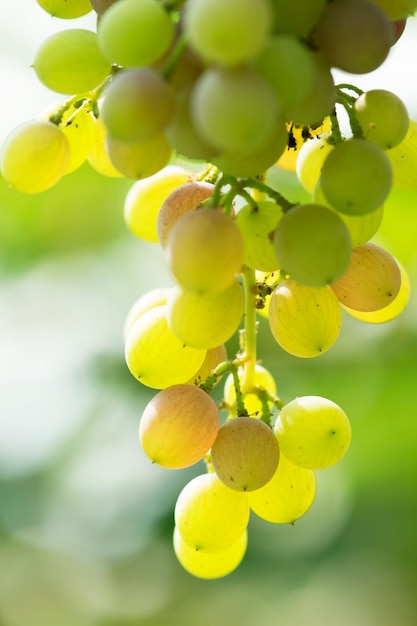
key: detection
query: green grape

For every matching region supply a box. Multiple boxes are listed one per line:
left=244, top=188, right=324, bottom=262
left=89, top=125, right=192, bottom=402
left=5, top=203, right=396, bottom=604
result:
left=313, top=0, right=393, bottom=74
left=296, top=133, right=334, bottom=193
left=190, top=67, right=280, bottom=153
left=173, top=526, right=247, bottom=580
left=139, top=384, right=219, bottom=469
left=166, top=278, right=244, bottom=350
left=285, top=53, right=335, bottom=127
left=124, top=165, right=189, bottom=242
left=100, top=68, right=175, bottom=143
left=224, top=364, right=278, bottom=418
left=387, top=119, right=417, bottom=190
left=106, top=133, right=172, bottom=180
left=253, top=35, right=316, bottom=117
left=97, top=0, right=175, bottom=67
left=87, top=115, right=124, bottom=178
left=211, top=416, right=280, bottom=492
left=270, top=0, right=327, bottom=37
left=274, top=395, right=352, bottom=470
left=268, top=278, right=342, bottom=358
left=320, top=138, right=393, bottom=215
left=174, top=473, right=250, bottom=552
left=166, top=208, right=245, bottom=295
left=166, top=87, right=219, bottom=162
left=186, top=344, right=228, bottom=386
left=32, top=30, right=111, bottom=95
left=157, top=181, right=214, bottom=248
left=36, top=0, right=92, bottom=18
left=183, top=0, right=272, bottom=68
left=331, top=242, right=401, bottom=312
left=371, top=0, right=417, bottom=19
left=212, top=119, right=288, bottom=178
left=342, top=261, right=410, bottom=323
left=248, top=453, right=316, bottom=524
left=354, top=89, right=409, bottom=150
left=312, top=179, right=384, bottom=247
left=1, top=120, right=70, bottom=194
left=273, top=204, right=352, bottom=287
left=123, top=287, right=171, bottom=339
left=125, top=305, right=206, bottom=389
left=235, top=201, right=283, bottom=272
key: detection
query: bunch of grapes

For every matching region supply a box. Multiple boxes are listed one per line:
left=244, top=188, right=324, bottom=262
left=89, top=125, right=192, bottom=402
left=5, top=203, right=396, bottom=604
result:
left=1, top=0, right=416, bottom=578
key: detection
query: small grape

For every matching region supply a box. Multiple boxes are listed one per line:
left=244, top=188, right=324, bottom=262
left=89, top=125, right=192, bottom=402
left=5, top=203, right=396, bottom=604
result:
left=106, top=133, right=172, bottom=180
left=173, top=527, right=247, bottom=579
left=174, top=473, right=250, bottom=552
left=274, top=396, right=352, bottom=470
left=139, top=384, right=219, bottom=469
left=32, top=29, right=111, bottom=95
left=296, top=133, right=334, bottom=193
left=210, top=416, right=280, bottom=492
left=331, top=242, right=402, bottom=312
left=248, top=454, right=316, bottom=524
left=273, top=204, right=352, bottom=287
left=354, top=89, right=409, bottom=150
left=268, top=278, right=342, bottom=358
left=235, top=200, right=283, bottom=272
left=166, top=208, right=244, bottom=295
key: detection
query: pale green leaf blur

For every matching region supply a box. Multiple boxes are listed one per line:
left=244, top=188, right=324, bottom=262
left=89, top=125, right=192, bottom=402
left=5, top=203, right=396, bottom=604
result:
left=0, top=4, right=417, bottom=625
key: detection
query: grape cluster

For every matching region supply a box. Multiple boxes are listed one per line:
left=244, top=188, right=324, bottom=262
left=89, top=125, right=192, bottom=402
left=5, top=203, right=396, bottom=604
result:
left=1, top=0, right=416, bottom=579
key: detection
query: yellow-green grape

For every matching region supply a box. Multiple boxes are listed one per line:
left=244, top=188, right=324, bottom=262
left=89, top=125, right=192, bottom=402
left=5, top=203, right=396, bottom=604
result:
left=312, top=179, right=384, bottom=247
left=248, top=453, right=316, bottom=524
left=174, top=473, right=250, bottom=552
left=235, top=201, right=283, bottom=272
left=190, top=67, right=280, bottom=154
left=1, top=120, right=70, bottom=194
left=97, top=0, right=175, bottom=67
left=124, top=166, right=189, bottom=242
left=157, top=181, right=214, bottom=248
left=268, top=278, right=342, bottom=358
left=166, top=278, right=244, bottom=350
left=186, top=344, right=228, bottom=386
left=211, top=416, right=280, bottom=492
left=166, top=208, right=244, bottom=295
left=313, top=0, right=392, bottom=74
left=354, top=89, right=409, bottom=150
left=106, top=133, right=172, bottom=180
left=173, top=527, right=247, bottom=579
left=331, top=242, right=401, bottom=312
left=87, top=115, right=124, bottom=178
left=276, top=118, right=332, bottom=173
left=123, top=287, right=171, bottom=339
left=342, top=261, right=410, bottom=323
left=223, top=364, right=277, bottom=418
left=183, top=0, right=272, bottom=68
left=273, top=204, right=352, bottom=287
left=100, top=68, right=175, bottom=143
left=296, top=133, right=334, bottom=192
left=125, top=305, right=206, bottom=389
left=255, top=270, right=282, bottom=320
left=387, top=119, right=417, bottom=190
left=320, top=138, right=393, bottom=215
left=274, top=396, right=352, bottom=470
left=32, top=30, right=111, bottom=95
left=36, top=0, right=92, bottom=18
left=139, top=384, right=219, bottom=469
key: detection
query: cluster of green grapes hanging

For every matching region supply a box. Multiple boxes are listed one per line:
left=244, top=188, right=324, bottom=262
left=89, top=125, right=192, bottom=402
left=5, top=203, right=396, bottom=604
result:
left=1, top=0, right=416, bottom=579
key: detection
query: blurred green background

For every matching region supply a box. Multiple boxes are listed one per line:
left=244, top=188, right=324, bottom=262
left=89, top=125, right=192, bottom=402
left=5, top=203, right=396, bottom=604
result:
left=1, top=5, right=417, bottom=626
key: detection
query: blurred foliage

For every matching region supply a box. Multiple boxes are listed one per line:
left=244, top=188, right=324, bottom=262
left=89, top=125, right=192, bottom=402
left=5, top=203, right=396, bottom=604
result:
left=1, top=150, right=417, bottom=626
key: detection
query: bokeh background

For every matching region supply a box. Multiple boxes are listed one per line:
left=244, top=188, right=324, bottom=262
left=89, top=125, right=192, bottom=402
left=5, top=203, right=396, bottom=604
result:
left=1, top=4, right=417, bottom=625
